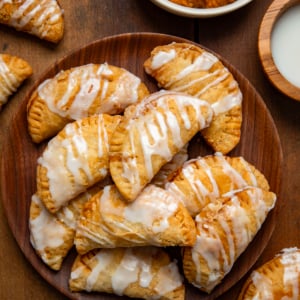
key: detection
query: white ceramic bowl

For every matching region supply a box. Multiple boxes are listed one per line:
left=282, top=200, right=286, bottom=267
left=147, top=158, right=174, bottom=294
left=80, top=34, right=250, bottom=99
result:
left=150, top=0, right=254, bottom=18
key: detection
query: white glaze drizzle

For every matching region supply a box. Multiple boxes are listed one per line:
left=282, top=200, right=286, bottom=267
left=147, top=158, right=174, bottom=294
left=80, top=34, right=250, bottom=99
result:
left=149, top=49, right=176, bottom=70
left=250, top=248, right=300, bottom=299
left=154, top=261, right=183, bottom=295
left=8, top=0, right=63, bottom=37
left=281, top=249, right=300, bottom=299
left=111, top=248, right=154, bottom=295
left=166, top=154, right=262, bottom=216
left=147, top=46, right=242, bottom=116
left=190, top=187, right=276, bottom=292
left=37, top=63, right=142, bottom=119
left=86, top=250, right=114, bottom=292
left=0, top=56, right=19, bottom=104
left=38, top=115, right=109, bottom=209
left=121, top=91, right=213, bottom=187
left=29, top=194, right=67, bottom=265
left=0, top=0, right=12, bottom=10
left=77, top=185, right=180, bottom=247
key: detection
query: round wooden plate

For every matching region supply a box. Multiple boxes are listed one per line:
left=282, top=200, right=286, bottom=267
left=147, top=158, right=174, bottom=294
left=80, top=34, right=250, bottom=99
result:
left=0, top=33, right=283, bottom=300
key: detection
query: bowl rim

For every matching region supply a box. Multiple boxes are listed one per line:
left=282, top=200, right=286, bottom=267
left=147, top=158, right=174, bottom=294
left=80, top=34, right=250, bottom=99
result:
left=258, top=0, right=300, bottom=101
left=150, top=0, right=254, bottom=17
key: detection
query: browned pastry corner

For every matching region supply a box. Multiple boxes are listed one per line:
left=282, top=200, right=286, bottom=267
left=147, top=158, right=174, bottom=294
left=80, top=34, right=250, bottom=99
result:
left=0, top=0, right=64, bottom=43
left=238, top=247, right=300, bottom=300
left=0, top=53, right=32, bottom=110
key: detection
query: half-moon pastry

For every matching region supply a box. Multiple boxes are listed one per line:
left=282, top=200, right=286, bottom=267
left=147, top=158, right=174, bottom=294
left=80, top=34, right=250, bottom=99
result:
left=29, top=193, right=75, bottom=271
left=29, top=183, right=109, bottom=270
left=182, top=187, right=276, bottom=293
left=37, top=114, right=122, bottom=213
left=238, top=247, right=300, bottom=300
left=109, top=90, right=213, bottom=201
left=27, top=63, right=149, bottom=143
left=0, top=0, right=64, bottom=43
left=165, top=153, right=270, bottom=217
left=144, top=42, right=242, bottom=154
left=74, top=184, right=196, bottom=254
left=0, top=53, right=32, bottom=109
left=69, top=247, right=185, bottom=300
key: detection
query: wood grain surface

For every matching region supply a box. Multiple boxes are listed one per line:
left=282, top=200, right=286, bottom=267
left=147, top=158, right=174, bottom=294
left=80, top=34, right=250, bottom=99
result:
left=0, top=1, right=299, bottom=300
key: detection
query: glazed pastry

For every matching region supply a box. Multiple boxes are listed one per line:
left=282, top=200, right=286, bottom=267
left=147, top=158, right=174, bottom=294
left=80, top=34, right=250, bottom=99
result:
left=29, top=193, right=75, bottom=271
left=144, top=42, right=242, bottom=154
left=0, top=0, right=64, bottom=43
left=238, top=247, right=300, bottom=300
left=182, top=187, right=277, bottom=293
left=29, top=183, right=109, bottom=270
left=69, top=247, right=185, bottom=300
left=109, top=90, right=213, bottom=201
left=0, top=53, right=32, bottom=109
left=27, top=63, right=149, bottom=143
left=151, top=143, right=189, bottom=187
left=37, top=114, right=122, bottom=213
left=165, top=153, right=270, bottom=217
left=74, top=184, right=196, bottom=254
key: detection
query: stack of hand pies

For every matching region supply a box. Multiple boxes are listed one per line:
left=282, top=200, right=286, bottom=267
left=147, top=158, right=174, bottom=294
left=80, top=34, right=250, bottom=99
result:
left=27, top=42, right=277, bottom=300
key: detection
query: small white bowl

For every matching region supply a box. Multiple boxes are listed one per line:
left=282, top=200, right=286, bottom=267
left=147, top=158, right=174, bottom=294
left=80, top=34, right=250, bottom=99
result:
left=150, top=0, right=254, bottom=18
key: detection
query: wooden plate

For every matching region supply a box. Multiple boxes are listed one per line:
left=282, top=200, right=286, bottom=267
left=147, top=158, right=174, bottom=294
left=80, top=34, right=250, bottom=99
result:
left=0, top=33, right=283, bottom=300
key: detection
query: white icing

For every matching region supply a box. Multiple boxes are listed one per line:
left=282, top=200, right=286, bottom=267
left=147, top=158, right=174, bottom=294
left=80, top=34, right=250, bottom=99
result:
left=9, top=0, right=62, bottom=36
left=281, top=249, right=300, bottom=299
left=251, top=271, right=275, bottom=300
left=77, top=185, right=181, bottom=247
left=154, top=261, right=183, bottom=295
left=147, top=46, right=243, bottom=116
left=124, top=185, right=179, bottom=234
left=0, top=0, right=12, bottom=10
left=29, top=194, right=67, bottom=264
left=86, top=251, right=114, bottom=292
left=0, top=56, right=19, bottom=104
left=149, top=49, right=176, bottom=70
left=111, top=249, right=140, bottom=295
left=191, top=187, right=276, bottom=291
left=38, top=115, right=109, bottom=209
left=37, top=63, right=141, bottom=119
left=166, top=154, right=265, bottom=216
left=211, top=90, right=242, bottom=115
left=121, top=91, right=213, bottom=185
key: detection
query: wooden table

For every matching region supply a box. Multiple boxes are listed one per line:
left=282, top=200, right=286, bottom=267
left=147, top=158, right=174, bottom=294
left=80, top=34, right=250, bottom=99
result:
left=0, top=1, right=299, bottom=299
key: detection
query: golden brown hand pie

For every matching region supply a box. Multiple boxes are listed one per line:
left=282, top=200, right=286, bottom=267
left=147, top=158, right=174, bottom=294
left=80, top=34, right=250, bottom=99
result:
left=238, top=247, right=300, bottom=300
left=182, top=187, right=277, bottom=293
left=69, top=247, right=185, bottom=300
left=144, top=42, right=242, bottom=154
left=109, top=90, right=213, bottom=201
left=0, top=53, right=32, bottom=109
left=74, top=184, right=196, bottom=254
left=27, top=63, right=149, bottom=143
left=165, top=153, right=270, bottom=217
left=29, top=183, right=110, bottom=270
left=0, top=0, right=64, bottom=43
left=37, top=114, right=122, bottom=213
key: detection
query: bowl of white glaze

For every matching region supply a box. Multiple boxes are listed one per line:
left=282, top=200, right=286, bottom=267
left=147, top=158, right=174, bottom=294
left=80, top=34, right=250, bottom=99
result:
left=150, top=0, right=254, bottom=18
